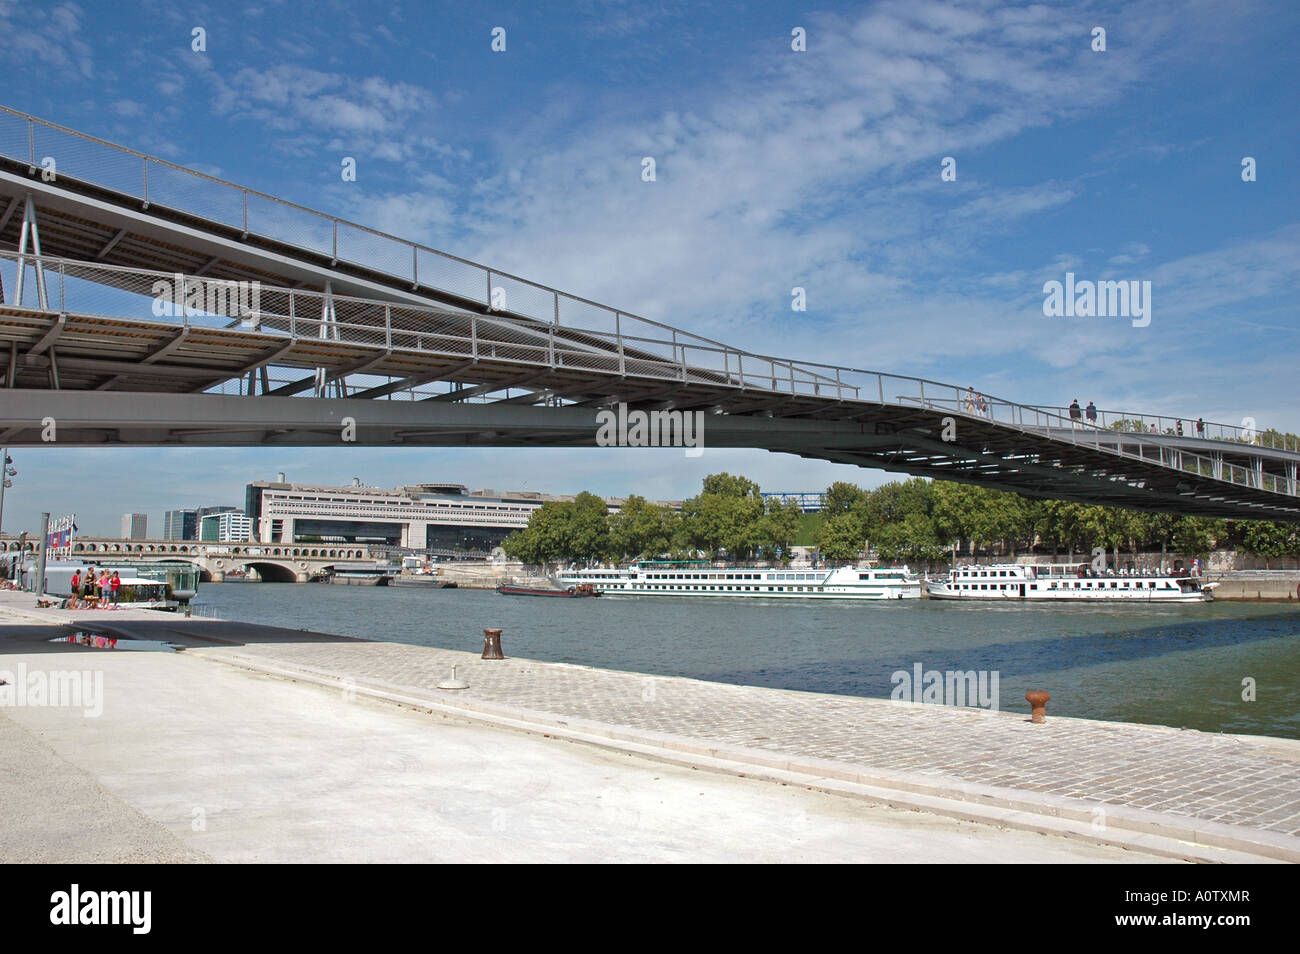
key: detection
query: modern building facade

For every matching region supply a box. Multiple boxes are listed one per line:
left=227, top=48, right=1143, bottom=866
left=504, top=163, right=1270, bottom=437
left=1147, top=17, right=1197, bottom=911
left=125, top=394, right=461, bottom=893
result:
left=244, top=479, right=677, bottom=552
left=120, top=513, right=147, bottom=539
left=162, top=509, right=198, bottom=541
left=200, top=511, right=253, bottom=543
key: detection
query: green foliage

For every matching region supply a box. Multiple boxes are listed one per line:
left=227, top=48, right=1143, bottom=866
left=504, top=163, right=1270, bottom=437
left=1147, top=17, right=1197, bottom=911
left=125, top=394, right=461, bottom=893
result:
left=503, top=471, right=1290, bottom=568
left=757, top=497, right=802, bottom=560
left=1237, top=521, right=1299, bottom=567
left=607, top=494, right=676, bottom=562
left=502, top=492, right=610, bottom=566
left=816, top=512, right=866, bottom=561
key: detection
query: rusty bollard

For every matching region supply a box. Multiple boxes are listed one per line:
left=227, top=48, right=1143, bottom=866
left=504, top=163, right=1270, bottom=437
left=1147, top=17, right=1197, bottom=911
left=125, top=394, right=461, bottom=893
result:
left=1026, top=690, right=1051, bottom=724
left=482, top=627, right=505, bottom=660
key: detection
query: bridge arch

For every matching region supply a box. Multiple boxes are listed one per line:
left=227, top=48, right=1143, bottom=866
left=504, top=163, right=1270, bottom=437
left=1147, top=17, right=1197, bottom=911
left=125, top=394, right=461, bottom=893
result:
left=243, top=561, right=299, bottom=583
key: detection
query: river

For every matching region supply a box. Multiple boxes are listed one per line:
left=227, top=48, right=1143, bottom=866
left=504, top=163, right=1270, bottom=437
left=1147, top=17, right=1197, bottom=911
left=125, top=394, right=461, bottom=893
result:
left=192, top=583, right=1300, bottom=739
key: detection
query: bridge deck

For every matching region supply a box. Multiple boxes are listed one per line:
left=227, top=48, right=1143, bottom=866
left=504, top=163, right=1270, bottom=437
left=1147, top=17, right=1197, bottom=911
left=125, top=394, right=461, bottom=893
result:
left=0, top=105, right=1297, bottom=521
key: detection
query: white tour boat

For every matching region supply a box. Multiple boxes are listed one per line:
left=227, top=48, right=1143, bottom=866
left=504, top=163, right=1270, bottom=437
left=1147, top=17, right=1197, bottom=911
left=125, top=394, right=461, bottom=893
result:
left=924, top=563, right=1217, bottom=602
left=559, top=560, right=921, bottom=600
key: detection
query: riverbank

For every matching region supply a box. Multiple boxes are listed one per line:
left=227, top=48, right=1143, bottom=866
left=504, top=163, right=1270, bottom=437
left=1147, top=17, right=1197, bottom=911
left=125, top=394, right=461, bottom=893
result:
left=1, top=589, right=1296, bottom=862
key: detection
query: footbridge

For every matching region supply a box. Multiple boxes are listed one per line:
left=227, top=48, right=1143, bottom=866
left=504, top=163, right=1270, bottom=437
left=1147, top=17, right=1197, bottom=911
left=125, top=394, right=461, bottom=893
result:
left=0, top=105, right=1297, bottom=521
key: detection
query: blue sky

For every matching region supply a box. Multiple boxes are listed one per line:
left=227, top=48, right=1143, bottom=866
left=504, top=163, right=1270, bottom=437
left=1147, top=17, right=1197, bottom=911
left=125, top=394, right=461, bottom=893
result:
left=1, top=0, right=1297, bottom=536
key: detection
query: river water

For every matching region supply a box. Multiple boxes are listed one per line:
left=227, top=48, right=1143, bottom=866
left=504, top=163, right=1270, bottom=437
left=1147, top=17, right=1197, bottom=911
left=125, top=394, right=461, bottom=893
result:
left=193, top=583, right=1300, bottom=739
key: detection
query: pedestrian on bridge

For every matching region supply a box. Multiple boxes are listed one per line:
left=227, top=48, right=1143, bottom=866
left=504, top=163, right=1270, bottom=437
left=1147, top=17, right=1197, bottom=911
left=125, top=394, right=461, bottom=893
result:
left=1069, top=399, right=1082, bottom=423
left=1196, top=418, right=1206, bottom=437
left=1085, top=400, right=1097, bottom=424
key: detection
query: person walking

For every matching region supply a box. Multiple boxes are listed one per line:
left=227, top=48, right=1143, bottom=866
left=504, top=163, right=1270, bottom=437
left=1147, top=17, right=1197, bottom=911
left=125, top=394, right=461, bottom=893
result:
left=1068, top=399, right=1082, bottom=423
left=964, top=387, right=976, bottom=414
left=110, top=571, right=121, bottom=605
left=1085, top=400, right=1097, bottom=425
left=97, top=570, right=110, bottom=602
left=70, top=569, right=81, bottom=605
left=1196, top=417, right=1206, bottom=437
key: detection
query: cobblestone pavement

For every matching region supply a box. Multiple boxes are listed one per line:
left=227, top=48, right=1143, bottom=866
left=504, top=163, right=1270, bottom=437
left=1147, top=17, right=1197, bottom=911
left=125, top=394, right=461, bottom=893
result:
left=2, top=593, right=1296, bottom=850
left=152, top=617, right=1300, bottom=843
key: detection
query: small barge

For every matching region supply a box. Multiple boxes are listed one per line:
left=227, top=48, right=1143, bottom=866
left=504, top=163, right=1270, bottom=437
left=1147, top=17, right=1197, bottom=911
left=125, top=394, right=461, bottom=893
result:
left=496, top=583, right=600, bottom=598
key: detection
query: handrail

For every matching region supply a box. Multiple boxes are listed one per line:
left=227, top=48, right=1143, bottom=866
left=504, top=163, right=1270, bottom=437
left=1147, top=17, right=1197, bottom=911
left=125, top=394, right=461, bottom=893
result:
left=1, top=250, right=1295, bottom=502
left=0, top=104, right=832, bottom=389
left=3, top=104, right=1292, bottom=473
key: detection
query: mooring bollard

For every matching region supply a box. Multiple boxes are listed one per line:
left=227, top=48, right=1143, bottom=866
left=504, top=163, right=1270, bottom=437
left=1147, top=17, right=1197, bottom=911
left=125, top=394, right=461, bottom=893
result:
left=482, top=627, right=504, bottom=660
left=1025, top=690, right=1051, bottom=724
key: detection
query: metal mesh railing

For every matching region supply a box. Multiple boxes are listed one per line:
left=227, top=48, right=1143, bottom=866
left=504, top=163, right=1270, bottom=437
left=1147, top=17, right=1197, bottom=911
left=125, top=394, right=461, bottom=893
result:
left=2, top=250, right=1296, bottom=501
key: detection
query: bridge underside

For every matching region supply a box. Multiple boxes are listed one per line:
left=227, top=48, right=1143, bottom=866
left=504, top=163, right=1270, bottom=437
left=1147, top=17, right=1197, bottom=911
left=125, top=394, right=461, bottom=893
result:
left=1, top=387, right=1295, bottom=521
left=1, top=125, right=1298, bottom=523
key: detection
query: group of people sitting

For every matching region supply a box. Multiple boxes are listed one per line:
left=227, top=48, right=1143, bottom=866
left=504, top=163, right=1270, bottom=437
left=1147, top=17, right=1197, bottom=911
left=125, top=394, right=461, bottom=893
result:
left=69, top=568, right=122, bottom=605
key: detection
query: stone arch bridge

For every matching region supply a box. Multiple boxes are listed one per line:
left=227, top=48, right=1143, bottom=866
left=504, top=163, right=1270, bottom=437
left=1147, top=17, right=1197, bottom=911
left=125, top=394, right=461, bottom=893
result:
left=3, top=537, right=379, bottom=583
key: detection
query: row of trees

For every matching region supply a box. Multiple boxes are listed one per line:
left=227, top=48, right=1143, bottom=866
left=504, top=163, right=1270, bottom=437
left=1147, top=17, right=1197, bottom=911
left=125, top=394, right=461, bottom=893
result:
left=502, top=474, right=801, bottom=565
left=813, top=478, right=1280, bottom=566
left=503, top=472, right=1300, bottom=568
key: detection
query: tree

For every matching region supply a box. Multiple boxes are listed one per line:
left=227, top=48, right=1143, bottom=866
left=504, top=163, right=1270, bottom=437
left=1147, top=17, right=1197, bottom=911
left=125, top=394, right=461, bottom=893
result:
left=822, top=481, right=867, bottom=516
left=608, top=495, right=675, bottom=562
left=502, top=493, right=611, bottom=566
left=817, top=512, right=866, bottom=562
left=757, top=497, right=802, bottom=560
left=872, top=512, right=948, bottom=565
left=566, top=492, right=612, bottom=565
left=680, top=472, right=765, bottom=559
left=1239, top=520, right=1299, bottom=569
left=1170, top=516, right=1221, bottom=558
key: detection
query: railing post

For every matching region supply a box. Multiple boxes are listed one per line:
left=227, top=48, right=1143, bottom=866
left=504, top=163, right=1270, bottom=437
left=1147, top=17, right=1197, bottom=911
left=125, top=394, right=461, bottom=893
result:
left=549, top=325, right=556, bottom=369
left=485, top=269, right=492, bottom=307
left=553, top=293, right=560, bottom=326
left=919, top=380, right=926, bottom=407
left=58, top=260, right=65, bottom=313
left=331, top=220, right=338, bottom=264
left=835, top=367, right=842, bottom=400
left=615, top=312, right=624, bottom=375
left=142, top=158, right=149, bottom=208
left=737, top=353, right=745, bottom=389
left=471, top=315, right=478, bottom=360
left=412, top=245, right=418, bottom=287
left=289, top=290, right=296, bottom=339
left=242, top=190, right=249, bottom=235
left=385, top=304, right=391, bottom=348
left=27, top=118, right=35, bottom=171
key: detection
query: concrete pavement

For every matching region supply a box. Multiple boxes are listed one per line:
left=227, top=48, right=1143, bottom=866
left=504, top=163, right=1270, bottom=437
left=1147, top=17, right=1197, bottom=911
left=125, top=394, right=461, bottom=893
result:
left=0, top=589, right=1295, bottom=862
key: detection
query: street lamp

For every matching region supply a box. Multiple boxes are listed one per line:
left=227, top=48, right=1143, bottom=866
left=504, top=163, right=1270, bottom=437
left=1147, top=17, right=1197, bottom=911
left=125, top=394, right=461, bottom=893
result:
left=0, top=450, right=15, bottom=575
